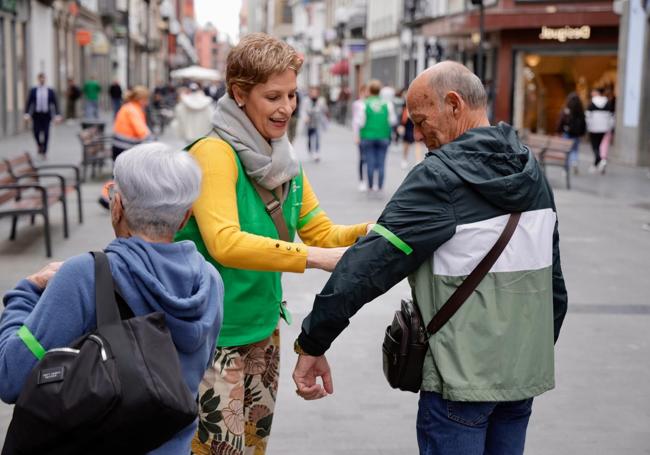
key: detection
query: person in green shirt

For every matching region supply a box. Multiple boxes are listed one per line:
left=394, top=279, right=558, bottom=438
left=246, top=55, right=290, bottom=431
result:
left=83, top=76, right=102, bottom=119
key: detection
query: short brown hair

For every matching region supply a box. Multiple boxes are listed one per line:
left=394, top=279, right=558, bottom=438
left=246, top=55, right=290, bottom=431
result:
left=226, top=33, right=303, bottom=98
left=368, top=79, right=382, bottom=96
left=124, top=85, right=149, bottom=102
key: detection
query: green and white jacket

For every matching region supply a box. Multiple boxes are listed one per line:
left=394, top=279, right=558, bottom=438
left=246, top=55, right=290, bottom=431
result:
left=298, top=122, right=568, bottom=402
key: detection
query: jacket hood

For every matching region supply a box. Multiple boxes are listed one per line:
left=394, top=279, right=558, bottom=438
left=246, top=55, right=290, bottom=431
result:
left=433, top=122, right=542, bottom=212
left=180, top=91, right=214, bottom=111
left=105, top=237, right=222, bottom=354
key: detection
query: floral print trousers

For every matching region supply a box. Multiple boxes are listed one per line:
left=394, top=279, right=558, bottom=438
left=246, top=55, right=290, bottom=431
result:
left=191, top=328, right=280, bottom=455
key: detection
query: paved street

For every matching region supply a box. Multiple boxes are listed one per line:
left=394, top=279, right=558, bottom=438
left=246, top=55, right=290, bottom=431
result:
left=1, top=119, right=650, bottom=453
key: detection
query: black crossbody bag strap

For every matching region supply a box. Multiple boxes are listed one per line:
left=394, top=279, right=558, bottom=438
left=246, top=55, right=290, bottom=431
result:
left=426, top=212, right=521, bottom=335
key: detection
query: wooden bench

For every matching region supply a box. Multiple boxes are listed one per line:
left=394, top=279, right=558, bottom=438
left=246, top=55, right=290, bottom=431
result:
left=0, top=161, right=64, bottom=257
left=523, top=133, right=573, bottom=189
left=78, top=127, right=112, bottom=181
left=5, top=152, right=83, bottom=226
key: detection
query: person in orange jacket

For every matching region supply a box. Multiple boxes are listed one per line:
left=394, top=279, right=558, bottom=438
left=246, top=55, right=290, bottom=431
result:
left=99, top=86, right=153, bottom=208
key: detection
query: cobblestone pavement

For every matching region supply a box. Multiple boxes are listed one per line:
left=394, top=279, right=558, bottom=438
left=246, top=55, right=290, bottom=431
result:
left=1, top=118, right=649, bottom=453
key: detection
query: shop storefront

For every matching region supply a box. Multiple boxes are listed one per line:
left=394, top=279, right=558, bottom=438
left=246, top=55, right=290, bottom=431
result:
left=508, top=26, right=619, bottom=133
left=494, top=23, right=619, bottom=129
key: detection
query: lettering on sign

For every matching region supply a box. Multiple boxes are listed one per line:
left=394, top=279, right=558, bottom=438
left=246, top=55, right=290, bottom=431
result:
left=539, top=26, right=591, bottom=42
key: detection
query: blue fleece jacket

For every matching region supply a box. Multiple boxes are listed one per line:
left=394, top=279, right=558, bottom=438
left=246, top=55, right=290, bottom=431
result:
left=0, top=236, right=224, bottom=454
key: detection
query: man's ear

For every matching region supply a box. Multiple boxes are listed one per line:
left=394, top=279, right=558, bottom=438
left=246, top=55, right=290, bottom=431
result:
left=177, top=209, right=193, bottom=232
left=444, top=91, right=464, bottom=118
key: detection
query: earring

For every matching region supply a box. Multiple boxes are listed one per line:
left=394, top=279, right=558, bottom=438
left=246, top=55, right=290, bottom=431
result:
left=238, top=103, right=244, bottom=108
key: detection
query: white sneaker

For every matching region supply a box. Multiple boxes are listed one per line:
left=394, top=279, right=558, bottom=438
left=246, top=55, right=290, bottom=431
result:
left=401, top=159, right=409, bottom=170
left=598, top=160, right=607, bottom=174
left=588, top=165, right=597, bottom=174
left=358, top=181, right=367, bottom=192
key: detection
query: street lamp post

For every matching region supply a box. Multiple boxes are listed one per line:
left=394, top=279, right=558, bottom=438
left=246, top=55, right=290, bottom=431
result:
left=471, top=0, right=485, bottom=81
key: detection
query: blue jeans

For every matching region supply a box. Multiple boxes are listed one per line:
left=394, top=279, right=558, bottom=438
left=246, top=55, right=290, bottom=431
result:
left=84, top=99, right=99, bottom=119
left=307, top=127, right=320, bottom=154
left=562, top=133, right=580, bottom=167
left=417, top=392, right=533, bottom=455
left=361, top=139, right=389, bottom=190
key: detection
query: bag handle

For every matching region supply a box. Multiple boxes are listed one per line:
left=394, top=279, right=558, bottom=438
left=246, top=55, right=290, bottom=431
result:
left=91, top=251, right=122, bottom=327
left=252, top=181, right=291, bottom=242
left=426, top=212, right=521, bottom=335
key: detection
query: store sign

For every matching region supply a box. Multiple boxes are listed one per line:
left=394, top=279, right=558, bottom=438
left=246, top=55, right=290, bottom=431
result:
left=539, top=25, right=591, bottom=42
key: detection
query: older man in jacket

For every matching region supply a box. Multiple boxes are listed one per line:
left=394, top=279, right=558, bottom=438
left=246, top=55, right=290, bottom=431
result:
left=293, top=61, right=568, bottom=455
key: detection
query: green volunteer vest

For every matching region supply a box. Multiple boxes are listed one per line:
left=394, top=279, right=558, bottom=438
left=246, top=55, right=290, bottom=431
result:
left=174, top=139, right=303, bottom=347
left=360, top=96, right=391, bottom=140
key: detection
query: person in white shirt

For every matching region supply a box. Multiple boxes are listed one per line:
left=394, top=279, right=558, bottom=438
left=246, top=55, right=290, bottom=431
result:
left=352, top=84, right=368, bottom=191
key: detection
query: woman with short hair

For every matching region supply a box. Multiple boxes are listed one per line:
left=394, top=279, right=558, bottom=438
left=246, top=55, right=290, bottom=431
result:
left=0, top=143, right=224, bottom=454
left=174, top=33, right=370, bottom=455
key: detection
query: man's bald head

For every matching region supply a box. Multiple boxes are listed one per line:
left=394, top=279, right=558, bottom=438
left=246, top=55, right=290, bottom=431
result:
left=411, top=61, right=487, bottom=110
left=406, top=62, right=490, bottom=150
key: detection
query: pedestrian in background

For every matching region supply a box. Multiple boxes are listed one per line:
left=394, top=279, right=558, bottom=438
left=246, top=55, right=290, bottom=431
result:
left=24, top=73, right=61, bottom=160
left=98, top=86, right=153, bottom=209
left=0, top=144, right=224, bottom=455
left=557, top=91, right=586, bottom=175
left=173, top=33, right=370, bottom=455
left=358, top=79, right=397, bottom=194
left=109, top=80, right=123, bottom=118
left=305, top=86, right=328, bottom=162
left=83, top=75, right=102, bottom=119
left=65, top=77, right=81, bottom=120
left=293, top=61, right=568, bottom=455
left=352, top=83, right=368, bottom=191
left=172, top=82, right=214, bottom=142
left=399, top=105, right=423, bottom=170
left=585, top=87, right=614, bottom=174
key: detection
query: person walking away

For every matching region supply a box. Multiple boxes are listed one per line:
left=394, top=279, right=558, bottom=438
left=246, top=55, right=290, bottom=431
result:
left=352, top=84, right=368, bottom=191
left=288, top=90, right=301, bottom=142
left=173, top=83, right=214, bottom=142
left=598, top=85, right=617, bottom=174
left=83, top=75, right=102, bottom=119
left=65, top=78, right=81, bottom=120
left=293, top=62, right=568, bottom=455
left=98, top=86, right=153, bottom=209
left=305, top=86, right=328, bottom=162
left=400, top=106, right=423, bottom=170
left=557, top=92, right=586, bottom=175
left=0, top=144, right=224, bottom=454
left=24, top=73, right=62, bottom=160
left=358, top=79, right=397, bottom=195
left=585, top=88, right=614, bottom=173
left=173, top=33, right=371, bottom=455
left=109, top=80, right=123, bottom=118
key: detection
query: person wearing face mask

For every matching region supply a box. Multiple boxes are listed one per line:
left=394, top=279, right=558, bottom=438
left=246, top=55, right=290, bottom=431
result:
left=173, top=33, right=371, bottom=455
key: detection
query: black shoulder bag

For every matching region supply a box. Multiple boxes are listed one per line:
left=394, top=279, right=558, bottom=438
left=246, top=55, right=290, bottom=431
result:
left=382, top=213, right=521, bottom=393
left=3, top=252, right=197, bottom=455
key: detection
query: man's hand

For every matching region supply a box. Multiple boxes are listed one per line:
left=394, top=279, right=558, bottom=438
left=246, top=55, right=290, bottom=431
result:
left=26, top=262, right=63, bottom=290
left=53, top=115, right=63, bottom=124
left=23, top=114, right=31, bottom=122
left=292, top=354, right=333, bottom=400
left=366, top=223, right=375, bottom=235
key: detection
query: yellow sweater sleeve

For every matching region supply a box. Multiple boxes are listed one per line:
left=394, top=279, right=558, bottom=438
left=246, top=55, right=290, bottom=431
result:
left=297, top=173, right=369, bottom=247
left=190, top=138, right=309, bottom=273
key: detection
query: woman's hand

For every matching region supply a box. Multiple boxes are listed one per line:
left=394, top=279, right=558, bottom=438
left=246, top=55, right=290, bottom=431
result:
left=26, top=262, right=63, bottom=290
left=306, top=247, right=347, bottom=272
left=366, top=223, right=375, bottom=235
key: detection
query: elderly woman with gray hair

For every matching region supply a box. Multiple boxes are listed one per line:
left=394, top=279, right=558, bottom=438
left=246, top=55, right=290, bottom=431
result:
left=0, top=143, right=224, bottom=454
left=174, top=33, right=370, bottom=454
